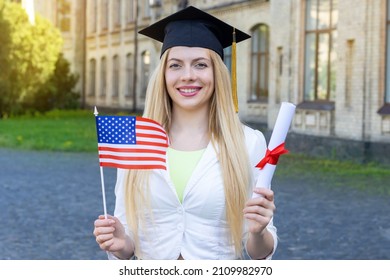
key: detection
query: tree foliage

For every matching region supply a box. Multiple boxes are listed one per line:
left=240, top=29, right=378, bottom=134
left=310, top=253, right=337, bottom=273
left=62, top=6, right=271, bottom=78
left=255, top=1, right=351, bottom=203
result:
left=27, top=53, right=80, bottom=112
left=0, top=0, right=66, bottom=117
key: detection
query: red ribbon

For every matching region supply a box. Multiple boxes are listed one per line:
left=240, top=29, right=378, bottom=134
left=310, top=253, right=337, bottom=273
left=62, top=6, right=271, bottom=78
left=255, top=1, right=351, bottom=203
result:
left=255, top=143, right=289, bottom=170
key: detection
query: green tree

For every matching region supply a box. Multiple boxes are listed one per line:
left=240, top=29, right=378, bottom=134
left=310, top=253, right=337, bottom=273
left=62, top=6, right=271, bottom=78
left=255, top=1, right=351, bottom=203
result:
left=27, top=53, right=80, bottom=112
left=0, top=0, right=63, bottom=117
left=0, top=1, right=12, bottom=117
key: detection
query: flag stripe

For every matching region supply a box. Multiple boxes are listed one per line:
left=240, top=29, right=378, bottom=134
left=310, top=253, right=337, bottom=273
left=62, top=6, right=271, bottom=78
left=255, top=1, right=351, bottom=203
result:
left=99, top=158, right=165, bottom=166
left=99, top=149, right=166, bottom=156
left=136, top=141, right=169, bottom=147
left=99, top=154, right=166, bottom=162
left=136, top=119, right=167, bottom=135
left=136, top=127, right=167, bottom=138
left=100, top=162, right=166, bottom=170
left=136, top=137, right=169, bottom=145
left=99, top=147, right=166, bottom=156
left=136, top=117, right=166, bottom=130
left=136, top=133, right=168, bottom=141
left=136, top=124, right=166, bottom=135
left=98, top=143, right=167, bottom=153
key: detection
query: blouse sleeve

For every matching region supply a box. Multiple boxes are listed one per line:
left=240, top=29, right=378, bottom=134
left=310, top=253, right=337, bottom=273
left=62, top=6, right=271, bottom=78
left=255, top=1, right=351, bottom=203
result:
left=242, top=126, right=278, bottom=260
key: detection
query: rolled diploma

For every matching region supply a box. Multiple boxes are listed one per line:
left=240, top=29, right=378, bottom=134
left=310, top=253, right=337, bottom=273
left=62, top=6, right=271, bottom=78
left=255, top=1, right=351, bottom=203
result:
left=253, top=102, right=296, bottom=198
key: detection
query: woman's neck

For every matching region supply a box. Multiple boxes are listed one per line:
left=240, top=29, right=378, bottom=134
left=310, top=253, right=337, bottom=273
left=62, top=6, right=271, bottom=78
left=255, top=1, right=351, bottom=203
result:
left=169, top=106, right=210, bottom=151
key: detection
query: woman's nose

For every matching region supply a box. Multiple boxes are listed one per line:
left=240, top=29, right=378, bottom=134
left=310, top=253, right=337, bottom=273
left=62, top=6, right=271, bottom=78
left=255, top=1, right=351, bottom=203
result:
left=181, top=66, right=195, bottom=81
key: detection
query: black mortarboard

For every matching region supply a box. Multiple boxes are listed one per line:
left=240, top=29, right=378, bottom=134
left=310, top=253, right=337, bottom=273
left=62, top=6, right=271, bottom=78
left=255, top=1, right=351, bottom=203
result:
left=139, top=6, right=251, bottom=113
left=138, top=6, right=250, bottom=59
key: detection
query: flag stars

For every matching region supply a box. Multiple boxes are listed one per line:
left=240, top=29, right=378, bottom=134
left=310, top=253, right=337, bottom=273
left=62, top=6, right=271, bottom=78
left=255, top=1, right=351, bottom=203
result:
left=96, top=116, right=138, bottom=144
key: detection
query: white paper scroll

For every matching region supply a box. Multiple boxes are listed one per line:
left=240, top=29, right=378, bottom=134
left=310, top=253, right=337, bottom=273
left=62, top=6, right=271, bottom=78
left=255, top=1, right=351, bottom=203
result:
left=253, top=102, right=296, bottom=198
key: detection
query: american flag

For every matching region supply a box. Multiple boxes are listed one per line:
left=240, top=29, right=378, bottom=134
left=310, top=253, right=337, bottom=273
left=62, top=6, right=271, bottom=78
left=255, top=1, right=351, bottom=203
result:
left=95, top=116, right=169, bottom=170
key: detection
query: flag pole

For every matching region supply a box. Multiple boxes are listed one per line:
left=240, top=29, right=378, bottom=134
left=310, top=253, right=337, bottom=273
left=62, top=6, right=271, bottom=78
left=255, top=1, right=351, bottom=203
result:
left=94, top=106, right=108, bottom=219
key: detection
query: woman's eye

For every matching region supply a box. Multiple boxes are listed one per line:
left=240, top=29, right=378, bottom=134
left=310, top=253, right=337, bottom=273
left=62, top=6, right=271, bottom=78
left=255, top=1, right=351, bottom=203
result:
left=195, top=63, right=208, bottom=69
left=169, top=63, right=181, bottom=69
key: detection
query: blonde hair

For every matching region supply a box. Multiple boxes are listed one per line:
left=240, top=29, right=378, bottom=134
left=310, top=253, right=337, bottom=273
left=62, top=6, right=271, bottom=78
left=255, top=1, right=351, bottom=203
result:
left=124, top=49, right=251, bottom=258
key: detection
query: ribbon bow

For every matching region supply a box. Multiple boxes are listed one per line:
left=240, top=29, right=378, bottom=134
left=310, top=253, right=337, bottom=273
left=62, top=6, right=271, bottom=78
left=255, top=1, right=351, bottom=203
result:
left=255, top=143, right=289, bottom=170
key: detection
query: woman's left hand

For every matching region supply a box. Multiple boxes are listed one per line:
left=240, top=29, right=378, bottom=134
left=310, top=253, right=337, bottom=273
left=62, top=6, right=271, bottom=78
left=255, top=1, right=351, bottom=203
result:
left=243, top=187, right=276, bottom=234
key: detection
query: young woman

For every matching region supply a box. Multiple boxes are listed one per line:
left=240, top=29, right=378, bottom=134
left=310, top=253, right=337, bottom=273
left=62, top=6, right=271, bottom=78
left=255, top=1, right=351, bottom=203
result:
left=93, top=6, right=277, bottom=260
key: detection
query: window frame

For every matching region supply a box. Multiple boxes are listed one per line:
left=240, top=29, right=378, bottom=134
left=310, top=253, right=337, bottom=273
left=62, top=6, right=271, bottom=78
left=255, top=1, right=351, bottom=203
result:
left=249, top=23, right=270, bottom=102
left=303, top=0, right=338, bottom=102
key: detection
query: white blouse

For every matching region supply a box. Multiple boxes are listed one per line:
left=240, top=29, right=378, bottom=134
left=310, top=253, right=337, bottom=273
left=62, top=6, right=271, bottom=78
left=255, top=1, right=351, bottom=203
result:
left=108, top=125, right=278, bottom=260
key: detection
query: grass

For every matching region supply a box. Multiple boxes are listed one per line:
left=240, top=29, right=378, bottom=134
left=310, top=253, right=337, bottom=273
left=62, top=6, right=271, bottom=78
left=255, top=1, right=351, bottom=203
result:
left=0, top=109, right=98, bottom=152
left=1, top=109, right=389, bottom=194
left=275, top=153, right=390, bottom=195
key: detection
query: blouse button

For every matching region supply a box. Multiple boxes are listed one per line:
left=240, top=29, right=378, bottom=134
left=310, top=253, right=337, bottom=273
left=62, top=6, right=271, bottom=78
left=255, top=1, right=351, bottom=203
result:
left=177, top=223, right=184, bottom=231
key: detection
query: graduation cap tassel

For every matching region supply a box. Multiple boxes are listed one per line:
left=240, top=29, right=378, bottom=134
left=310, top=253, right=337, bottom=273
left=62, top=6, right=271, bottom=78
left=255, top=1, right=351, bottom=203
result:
left=232, top=28, right=238, bottom=113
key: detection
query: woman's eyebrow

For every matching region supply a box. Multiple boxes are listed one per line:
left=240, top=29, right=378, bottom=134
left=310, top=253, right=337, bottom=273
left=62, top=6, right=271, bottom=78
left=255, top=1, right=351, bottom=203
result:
left=167, top=57, right=210, bottom=62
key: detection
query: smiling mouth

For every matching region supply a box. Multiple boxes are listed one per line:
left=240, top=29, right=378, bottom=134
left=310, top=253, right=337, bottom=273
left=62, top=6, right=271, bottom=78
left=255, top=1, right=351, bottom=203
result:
left=178, top=87, right=201, bottom=96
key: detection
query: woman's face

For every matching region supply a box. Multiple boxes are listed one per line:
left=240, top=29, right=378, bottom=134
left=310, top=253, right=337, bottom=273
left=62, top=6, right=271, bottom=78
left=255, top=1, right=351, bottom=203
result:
left=165, top=46, right=214, bottom=112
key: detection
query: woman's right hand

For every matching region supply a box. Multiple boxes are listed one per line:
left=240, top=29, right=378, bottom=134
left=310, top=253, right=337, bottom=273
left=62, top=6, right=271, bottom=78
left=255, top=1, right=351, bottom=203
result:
left=93, top=214, right=134, bottom=259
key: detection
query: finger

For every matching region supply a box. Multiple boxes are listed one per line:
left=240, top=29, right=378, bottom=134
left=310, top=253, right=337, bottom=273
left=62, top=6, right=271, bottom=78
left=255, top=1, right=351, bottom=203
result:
left=252, top=188, right=274, bottom=200
left=243, top=204, right=263, bottom=214
left=94, top=225, right=115, bottom=237
left=244, top=212, right=272, bottom=226
left=245, top=196, right=266, bottom=207
left=94, top=217, right=115, bottom=227
left=98, top=214, right=116, bottom=220
left=248, top=203, right=275, bottom=215
left=110, top=215, right=121, bottom=224
left=93, top=221, right=115, bottom=238
left=100, top=238, right=114, bottom=251
left=243, top=205, right=274, bottom=218
left=96, top=233, right=114, bottom=245
left=96, top=235, right=114, bottom=251
left=245, top=197, right=275, bottom=210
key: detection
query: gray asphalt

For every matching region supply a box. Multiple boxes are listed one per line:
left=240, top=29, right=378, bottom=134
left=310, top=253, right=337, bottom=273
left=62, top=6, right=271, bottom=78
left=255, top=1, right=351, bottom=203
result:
left=0, top=148, right=389, bottom=260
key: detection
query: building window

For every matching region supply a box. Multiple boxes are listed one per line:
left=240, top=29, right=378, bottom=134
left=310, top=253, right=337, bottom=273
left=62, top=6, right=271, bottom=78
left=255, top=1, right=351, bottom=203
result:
left=57, top=0, right=71, bottom=32
left=250, top=24, right=269, bottom=101
left=113, top=0, right=121, bottom=28
left=304, top=0, right=338, bottom=101
left=100, top=57, right=107, bottom=97
left=101, top=0, right=109, bottom=31
left=90, top=0, right=97, bottom=33
left=144, top=0, right=151, bottom=18
left=112, top=55, right=119, bottom=97
left=88, top=59, right=96, bottom=96
left=141, top=50, right=150, bottom=98
left=126, top=0, right=136, bottom=23
left=224, top=46, right=232, bottom=73
left=125, top=53, right=134, bottom=97
left=385, top=0, right=390, bottom=104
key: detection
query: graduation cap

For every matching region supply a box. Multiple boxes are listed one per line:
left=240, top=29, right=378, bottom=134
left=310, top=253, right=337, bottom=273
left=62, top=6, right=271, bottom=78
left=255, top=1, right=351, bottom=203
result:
left=139, top=6, right=251, bottom=113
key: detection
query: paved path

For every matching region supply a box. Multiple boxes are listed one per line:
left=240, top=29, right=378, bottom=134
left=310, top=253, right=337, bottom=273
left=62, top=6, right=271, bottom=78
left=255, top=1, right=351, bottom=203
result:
left=0, top=148, right=389, bottom=260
